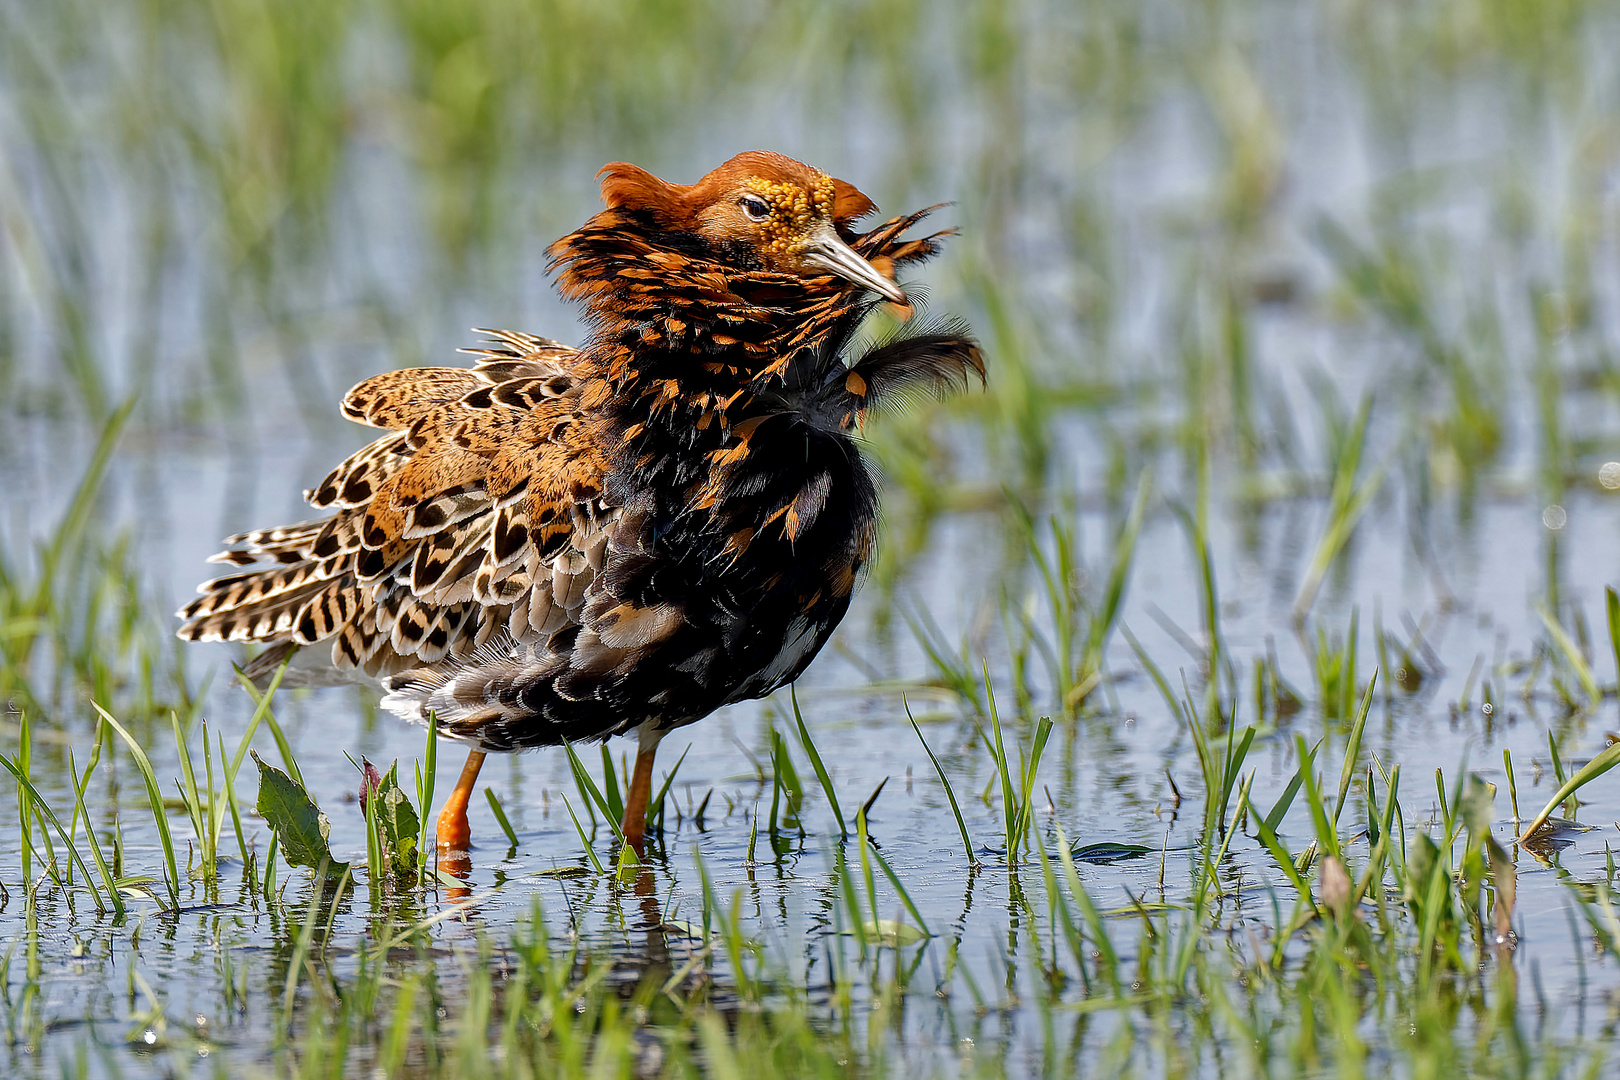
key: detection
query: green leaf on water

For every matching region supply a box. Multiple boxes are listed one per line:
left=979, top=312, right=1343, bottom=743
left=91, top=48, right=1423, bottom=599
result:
left=845, top=919, right=927, bottom=946
left=253, top=751, right=347, bottom=877
left=660, top=919, right=708, bottom=939
left=1070, top=842, right=1153, bottom=864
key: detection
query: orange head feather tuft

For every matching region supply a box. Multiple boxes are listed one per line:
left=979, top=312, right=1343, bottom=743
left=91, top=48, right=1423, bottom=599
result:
left=830, top=178, right=876, bottom=226
left=589, top=151, right=904, bottom=301
left=596, top=162, right=685, bottom=220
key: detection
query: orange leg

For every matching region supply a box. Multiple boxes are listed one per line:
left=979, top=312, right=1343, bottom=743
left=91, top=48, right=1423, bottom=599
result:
left=436, top=748, right=487, bottom=854
left=621, top=725, right=664, bottom=855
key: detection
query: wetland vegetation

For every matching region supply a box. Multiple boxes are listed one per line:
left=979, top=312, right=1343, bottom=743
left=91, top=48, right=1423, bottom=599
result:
left=3, top=0, right=1620, bottom=1076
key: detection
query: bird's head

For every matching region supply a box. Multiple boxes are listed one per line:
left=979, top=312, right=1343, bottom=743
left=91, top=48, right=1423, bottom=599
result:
left=593, top=151, right=906, bottom=303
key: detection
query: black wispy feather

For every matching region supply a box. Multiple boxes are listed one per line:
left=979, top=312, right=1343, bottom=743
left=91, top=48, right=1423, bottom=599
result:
left=843, top=318, right=985, bottom=417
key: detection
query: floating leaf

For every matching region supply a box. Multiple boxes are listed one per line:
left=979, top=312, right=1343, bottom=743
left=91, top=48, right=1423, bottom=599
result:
left=666, top=919, right=760, bottom=947
left=1070, top=842, right=1152, bottom=864
left=114, top=879, right=161, bottom=903
left=1098, top=901, right=1184, bottom=917
left=532, top=865, right=591, bottom=879
left=855, top=919, right=928, bottom=946
left=660, top=919, right=708, bottom=939
left=838, top=919, right=928, bottom=946
left=253, top=751, right=347, bottom=877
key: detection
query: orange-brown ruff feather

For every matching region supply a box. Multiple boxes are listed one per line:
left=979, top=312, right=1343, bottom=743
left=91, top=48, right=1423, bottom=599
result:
left=178, top=151, right=983, bottom=752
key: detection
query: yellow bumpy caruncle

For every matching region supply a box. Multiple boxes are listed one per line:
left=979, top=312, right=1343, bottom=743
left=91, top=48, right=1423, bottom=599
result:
left=746, top=174, right=836, bottom=255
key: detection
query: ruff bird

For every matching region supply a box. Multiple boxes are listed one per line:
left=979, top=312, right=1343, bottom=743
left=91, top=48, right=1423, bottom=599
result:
left=178, top=151, right=983, bottom=859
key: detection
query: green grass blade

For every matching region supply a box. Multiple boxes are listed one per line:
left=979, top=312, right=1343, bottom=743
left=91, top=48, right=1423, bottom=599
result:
left=866, top=840, right=932, bottom=940
left=1244, top=789, right=1315, bottom=903
left=1301, top=754, right=1340, bottom=860
left=559, top=795, right=604, bottom=875
left=599, top=744, right=624, bottom=825
left=1538, top=605, right=1599, bottom=707
left=233, top=669, right=303, bottom=788
left=95, top=704, right=181, bottom=910
left=907, top=701, right=977, bottom=866
left=66, top=750, right=124, bottom=916
left=485, top=788, right=520, bottom=849
left=263, top=833, right=279, bottom=904
left=0, top=757, right=112, bottom=914
left=1333, top=669, right=1378, bottom=828
left=1122, top=626, right=1185, bottom=724
left=561, top=737, right=625, bottom=849
left=417, top=716, right=438, bottom=888
left=1608, top=587, right=1620, bottom=690
left=649, top=744, right=690, bottom=832
left=364, top=772, right=384, bottom=890
left=1052, top=824, right=1120, bottom=992
left=980, top=671, right=1020, bottom=859
left=226, top=657, right=290, bottom=781
left=1083, top=471, right=1151, bottom=672
left=1022, top=715, right=1055, bottom=814
left=1264, top=738, right=1321, bottom=834
left=219, top=731, right=251, bottom=880
left=855, top=809, right=879, bottom=939
left=1548, top=730, right=1568, bottom=793
left=171, top=711, right=209, bottom=880
left=771, top=728, right=804, bottom=831
left=789, top=686, right=847, bottom=836
left=1294, top=393, right=1386, bottom=623
left=1503, top=748, right=1521, bottom=828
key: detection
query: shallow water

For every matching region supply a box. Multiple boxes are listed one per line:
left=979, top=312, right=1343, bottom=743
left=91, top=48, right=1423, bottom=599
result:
left=5, top=0, right=1620, bottom=1075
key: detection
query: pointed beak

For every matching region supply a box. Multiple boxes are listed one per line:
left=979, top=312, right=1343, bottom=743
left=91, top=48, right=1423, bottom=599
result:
left=799, top=224, right=907, bottom=303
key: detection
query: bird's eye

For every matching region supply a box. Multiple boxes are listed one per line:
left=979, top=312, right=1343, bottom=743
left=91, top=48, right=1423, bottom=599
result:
left=739, top=195, right=771, bottom=222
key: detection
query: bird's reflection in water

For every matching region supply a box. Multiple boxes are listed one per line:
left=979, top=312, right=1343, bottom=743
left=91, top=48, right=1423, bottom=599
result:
left=439, top=846, right=475, bottom=901
left=429, top=847, right=699, bottom=1003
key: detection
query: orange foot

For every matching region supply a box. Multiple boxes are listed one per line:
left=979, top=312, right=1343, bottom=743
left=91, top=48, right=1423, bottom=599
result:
left=434, top=751, right=482, bottom=880
left=436, top=801, right=473, bottom=853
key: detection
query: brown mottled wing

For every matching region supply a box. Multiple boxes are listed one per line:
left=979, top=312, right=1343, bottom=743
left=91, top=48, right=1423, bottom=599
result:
left=176, top=330, right=612, bottom=694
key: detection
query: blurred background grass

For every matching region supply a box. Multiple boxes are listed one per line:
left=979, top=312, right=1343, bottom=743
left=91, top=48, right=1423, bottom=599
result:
left=2, top=0, right=1619, bottom=722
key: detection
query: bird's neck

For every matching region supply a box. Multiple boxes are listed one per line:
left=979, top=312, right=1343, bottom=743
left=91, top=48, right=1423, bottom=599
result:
left=550, top=213, right=869, bottom=448
left=552, top=216, right=853, bottom=365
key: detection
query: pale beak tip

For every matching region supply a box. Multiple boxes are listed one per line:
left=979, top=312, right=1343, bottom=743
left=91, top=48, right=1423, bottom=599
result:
left=803, top=225, right=910, bottom=304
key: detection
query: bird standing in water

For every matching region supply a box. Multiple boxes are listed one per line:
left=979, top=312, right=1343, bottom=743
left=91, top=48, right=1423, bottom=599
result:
left=177, top=151, right=982, bottom=859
